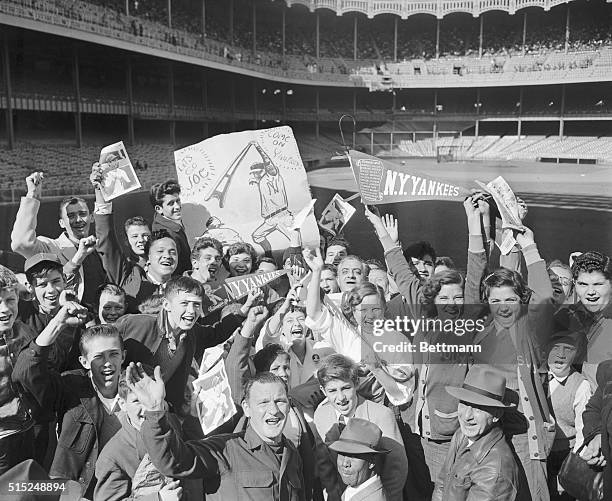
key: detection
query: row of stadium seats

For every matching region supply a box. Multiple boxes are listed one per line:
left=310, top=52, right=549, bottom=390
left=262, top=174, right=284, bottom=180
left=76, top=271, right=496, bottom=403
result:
left=398, top=136, right=612, bottom=163
left=3, top=0, right=611, bottom=83
left=0, top=132, right=340, bottom=196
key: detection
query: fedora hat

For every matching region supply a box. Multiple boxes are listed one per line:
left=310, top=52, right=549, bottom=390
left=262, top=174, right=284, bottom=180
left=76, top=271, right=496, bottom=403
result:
left=446, top=365, right=513, bottom=408
left=329, top=418, right=390, bottom=455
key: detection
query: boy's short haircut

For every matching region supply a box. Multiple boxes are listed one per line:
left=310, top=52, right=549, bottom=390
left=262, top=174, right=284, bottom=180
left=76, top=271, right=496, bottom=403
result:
left=435, top=256, right=456, bottom=270
left=164, top=276, right=203, bottom=299
left=25, top=261, right=64, bottom=289
left=403, top=241, right=437, bottom=263
left=257, top=256, right=277, bottom=269
left=143, top=229, right=176, bottom=257
left=570, top=251, right=611, bottom=280
left=191, top=237, right=223, bottom=262
left=0, top=264, right=18, bottom=292
left=326, top=236, right=351, bottom=254
left=123, top=216, right=150, bottom=234
left=118, top=363, right=155, bottom=400
left=224, top=242, right=258, bottom=263
left=252, top=343, right=289, bottom=374
left=242, top=372, right=288, bottom=403
left=79, top=324, right=124, bottom=357
left=96, top=283, right=126, bottom=302
left=149, top=180, right=181, bottom=207
left=59, top=196, right=88, bottom=219
left=365, top=258, right=387, bottom=272
left=317, top=353, right=359, bottom=387
left=322, top=263, right=337, bottom=276
left=138, top=294, right=164, bottom=314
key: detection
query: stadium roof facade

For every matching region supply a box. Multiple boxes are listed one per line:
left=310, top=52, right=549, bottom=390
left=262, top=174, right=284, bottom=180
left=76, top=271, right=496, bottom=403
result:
left=286, top=0, right=573, bottom=19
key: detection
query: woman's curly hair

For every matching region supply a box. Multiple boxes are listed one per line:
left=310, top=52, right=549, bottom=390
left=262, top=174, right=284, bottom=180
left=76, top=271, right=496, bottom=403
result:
left=341, top=281, right=386, bottom=327
left=481, top=268, right=532, bottom=304
left=420, top=270, right=465, bottom=317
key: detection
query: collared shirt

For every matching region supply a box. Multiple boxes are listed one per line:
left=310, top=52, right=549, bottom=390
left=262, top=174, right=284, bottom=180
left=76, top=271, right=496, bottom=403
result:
left=89, top=372, right=120, bottom=414
left=343, top=475, right=381, bottom=500
left=547, top=369, right=592, bottom=450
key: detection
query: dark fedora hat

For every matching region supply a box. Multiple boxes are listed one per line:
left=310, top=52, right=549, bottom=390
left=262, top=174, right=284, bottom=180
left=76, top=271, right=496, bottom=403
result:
left=329, top=418, right=390, bottom=455
left=446, top=365, right=514, bottom=408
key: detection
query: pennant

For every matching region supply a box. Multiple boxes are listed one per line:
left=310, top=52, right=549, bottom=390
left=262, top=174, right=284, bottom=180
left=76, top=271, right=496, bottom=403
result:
left=202, top=269, right=288, bottom=316
left=347, top=149, right=470, bottom=205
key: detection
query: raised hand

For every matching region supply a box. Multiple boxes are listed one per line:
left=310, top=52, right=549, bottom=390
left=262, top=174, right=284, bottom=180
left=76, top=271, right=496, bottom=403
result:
left=242, top=305, right=268, bottom=338
left=90, top=162, right=104, bottom=190
left=514, top=226, right=535, bottom=249
left=25, top=172, right=44, bottom=199
left=56, top=300, right=88, bottom=327
left=382, top=214, right=399, bottom=244
left=302, top=247, right=324, bottom=273
left=239, top=288, right=264, bottom=316
left=73, top=236, right=98, bottom=266
left=463, top=196, right=480, bottom=220
left=126, top=363, right=166, bottom=412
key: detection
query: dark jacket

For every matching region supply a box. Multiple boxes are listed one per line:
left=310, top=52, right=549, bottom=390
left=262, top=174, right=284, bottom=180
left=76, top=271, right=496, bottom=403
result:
left=151, top=213, right=191, bottom=277
left=115, top=310, right=244, bottom=412
left=432, top=426, right=519, bottom=501
left=141, top=411, right=305, bottom=501
left=12, top=341, right=115, bottom=498
left=582, top=359, right=612, bottom=499
left=94, top=411, right=196, bottom=501
left=0, top=320, right=37, bottom=437
left=94, top=210, right=148, bottom=313
left=225, top=333, right=321, bottom=501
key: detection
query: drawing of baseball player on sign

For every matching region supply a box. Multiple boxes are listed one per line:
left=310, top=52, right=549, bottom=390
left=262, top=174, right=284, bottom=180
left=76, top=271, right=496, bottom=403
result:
left=249, top=142, right=294, bottom=255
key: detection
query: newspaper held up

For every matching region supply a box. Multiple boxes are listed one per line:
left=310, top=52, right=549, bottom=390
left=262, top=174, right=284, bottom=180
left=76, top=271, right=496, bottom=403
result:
left=193, top=353, right=237, bottom=435
left=98, top=141, right=141, bottom=201
left=476, top=176, right=527, bottom=256
left=318, top=194, right=357, bottom=236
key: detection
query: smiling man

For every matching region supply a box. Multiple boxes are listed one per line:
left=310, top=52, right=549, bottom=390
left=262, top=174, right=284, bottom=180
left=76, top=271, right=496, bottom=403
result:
left=313, top=355, right=408, bottom=501
left=11, top=172, right=108, bottom=310
left=13, top=317, right=125, bottom=498
left=114, top=276, right=247, bottom=414
left=150, top=180, right=191, bottom=276
left=128, top=367, right=305, bottom=500
left=433, top=365, right=518, bottom=501
left=94, top=365, right=185, bottom=501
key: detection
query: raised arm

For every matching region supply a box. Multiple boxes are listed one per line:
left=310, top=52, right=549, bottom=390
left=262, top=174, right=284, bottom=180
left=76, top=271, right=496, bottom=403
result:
left=464, top=196, right=488, bottom=305
left=11, top=172, right=51, bottom=258
left=12, top=301, right=89, bottom=412
left=364, top=208, right=424, bottom=317
left=225, top=306, right=267, bottom=403
left=302, top=247, right=325, bottom=324
left=91, top=162, right=130, bottom=285
left=128, top=363, right=225, bottom=480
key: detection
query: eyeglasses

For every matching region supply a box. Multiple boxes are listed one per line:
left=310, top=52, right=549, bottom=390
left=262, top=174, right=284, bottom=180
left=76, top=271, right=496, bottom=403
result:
left=556, top=277, right=573, bottom=286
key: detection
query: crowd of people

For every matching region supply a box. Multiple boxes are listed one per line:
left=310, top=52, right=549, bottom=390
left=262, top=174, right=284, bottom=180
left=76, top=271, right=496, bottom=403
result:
left=0, top=153, right=610, bottom=501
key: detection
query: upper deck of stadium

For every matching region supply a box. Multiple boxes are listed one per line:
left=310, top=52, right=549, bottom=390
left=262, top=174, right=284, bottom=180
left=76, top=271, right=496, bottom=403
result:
left=1, top=0, right=611, bottom=88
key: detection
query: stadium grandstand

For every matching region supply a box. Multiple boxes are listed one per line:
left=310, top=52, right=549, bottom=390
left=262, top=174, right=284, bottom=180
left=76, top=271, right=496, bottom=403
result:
left=0, top=0, right=611, bottom=201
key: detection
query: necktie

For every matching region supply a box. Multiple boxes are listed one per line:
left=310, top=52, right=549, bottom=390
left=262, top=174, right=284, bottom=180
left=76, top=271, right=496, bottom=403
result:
left=338, top=415, right=346, bottom=433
